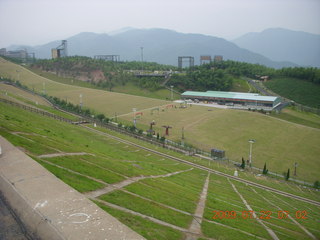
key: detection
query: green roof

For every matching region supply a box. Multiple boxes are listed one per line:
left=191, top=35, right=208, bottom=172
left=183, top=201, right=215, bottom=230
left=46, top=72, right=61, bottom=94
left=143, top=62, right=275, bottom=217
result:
left=181, top=91, right=279, bottom=102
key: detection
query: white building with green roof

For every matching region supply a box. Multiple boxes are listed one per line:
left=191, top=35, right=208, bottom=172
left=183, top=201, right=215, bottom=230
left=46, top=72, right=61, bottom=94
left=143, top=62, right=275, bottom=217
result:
left=181, top=91, right=281, bottom=110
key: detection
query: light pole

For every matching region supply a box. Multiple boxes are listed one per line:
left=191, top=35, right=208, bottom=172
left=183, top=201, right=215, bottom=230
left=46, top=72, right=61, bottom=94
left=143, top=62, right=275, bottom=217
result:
left=248, top=139, right=255, bottom=167
left=79, top=94, right=83, bottom=111
left=170, top=85, right=174, bottom=101
left=294, top=162, right=298, bottom=176
left=133, top=108, right=137, bottom=127
left=140, top=47, right=144, bottom=62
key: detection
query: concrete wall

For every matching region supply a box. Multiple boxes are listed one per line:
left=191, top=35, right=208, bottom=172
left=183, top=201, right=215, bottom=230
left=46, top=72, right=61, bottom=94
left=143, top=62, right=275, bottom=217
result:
left=0, top=136, right=145, bottom=240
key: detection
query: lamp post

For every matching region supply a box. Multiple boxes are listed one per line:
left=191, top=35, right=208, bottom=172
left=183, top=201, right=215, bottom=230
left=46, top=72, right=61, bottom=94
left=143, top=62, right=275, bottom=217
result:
left=79, top=94, right=83, bottom=111
left=170, top=85, right=174, bottom=101
left=294, top=162, right=298, bottom=176
left=248, top=139, right=255, bottom=167
left=133, top=108, right=137, bottom=127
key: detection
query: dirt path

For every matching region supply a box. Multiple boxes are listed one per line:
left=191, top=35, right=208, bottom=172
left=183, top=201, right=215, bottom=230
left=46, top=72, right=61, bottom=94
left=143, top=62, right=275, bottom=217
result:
left=228, top=178, right=280, bottom=240
left=84, top=168, right=193, bottom=198
left=116, top=103, right=174, bottom=118
left=38, top=152, right=94, bottom=158
left=185, top=173, right=210, bottom=240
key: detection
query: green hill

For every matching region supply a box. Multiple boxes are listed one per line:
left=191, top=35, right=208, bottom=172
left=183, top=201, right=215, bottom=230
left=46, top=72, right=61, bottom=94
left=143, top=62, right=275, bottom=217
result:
left=264, top=77, right=320, bottom=108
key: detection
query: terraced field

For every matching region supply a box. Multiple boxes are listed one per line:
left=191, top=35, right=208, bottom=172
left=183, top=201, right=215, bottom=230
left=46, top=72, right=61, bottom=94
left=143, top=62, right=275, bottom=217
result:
left=0, top=97, right=319, bottom=239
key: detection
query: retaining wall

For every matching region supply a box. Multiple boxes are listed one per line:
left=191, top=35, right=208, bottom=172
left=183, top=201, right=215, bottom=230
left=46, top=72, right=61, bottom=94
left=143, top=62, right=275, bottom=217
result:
left=0, top=136, right=145, bottom=240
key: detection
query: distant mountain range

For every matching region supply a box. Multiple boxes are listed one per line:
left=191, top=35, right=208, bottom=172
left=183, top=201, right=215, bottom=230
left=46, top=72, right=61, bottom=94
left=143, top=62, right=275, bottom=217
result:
left=7, top=28, right=319, bottom=68
left=233, top=28, right=320, bottom=68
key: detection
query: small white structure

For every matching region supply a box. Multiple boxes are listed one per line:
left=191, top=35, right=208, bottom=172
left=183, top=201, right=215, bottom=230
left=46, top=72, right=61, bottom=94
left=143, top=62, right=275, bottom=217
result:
left=234, top=170, right=238, bottom=177
left=93, top=123, right=97, bottom=128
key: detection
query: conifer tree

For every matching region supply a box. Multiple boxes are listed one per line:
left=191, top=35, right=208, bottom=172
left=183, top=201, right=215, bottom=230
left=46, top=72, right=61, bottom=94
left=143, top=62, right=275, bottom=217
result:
left=286, top=168, right=290, bottom=180
left=262, top=163, right=268, bottom=174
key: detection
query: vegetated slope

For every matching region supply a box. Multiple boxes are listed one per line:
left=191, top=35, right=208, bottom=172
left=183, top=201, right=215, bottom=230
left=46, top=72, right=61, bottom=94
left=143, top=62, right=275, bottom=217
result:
left=1, top=101, right=319, bottom=240
left=8, top=28, right=296, bottom=68
left=265, top=77, right=320, bottom=108
left=30, top=56, right=178, bottom=100
left=233, top=28, right=320, bottom=67
left=0, top=57, right=168, bottom=116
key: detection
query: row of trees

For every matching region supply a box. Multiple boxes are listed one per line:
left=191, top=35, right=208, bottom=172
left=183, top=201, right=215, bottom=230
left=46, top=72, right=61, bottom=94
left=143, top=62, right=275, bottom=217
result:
left=33, top=56, right=176, bottom=73
left=169, top=68, right=233, bottom=92
left=277, top=67, right=320, bottom=84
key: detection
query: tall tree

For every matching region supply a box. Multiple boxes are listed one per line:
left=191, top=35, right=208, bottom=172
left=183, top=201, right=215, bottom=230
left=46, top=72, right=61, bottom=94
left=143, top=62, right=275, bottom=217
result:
left=285, top=168, right=290, bottom=181
left=240, top=157, right=245, bottom=169
left=262, top=163, right=268, bottom=174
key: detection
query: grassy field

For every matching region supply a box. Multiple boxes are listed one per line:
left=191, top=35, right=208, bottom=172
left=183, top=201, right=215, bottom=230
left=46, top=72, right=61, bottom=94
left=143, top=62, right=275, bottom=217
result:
left=0, top=99, right=319, bottom=240
left=264, top=77, right=320, bottom=108
left=120, top=104, right=320, bottom=183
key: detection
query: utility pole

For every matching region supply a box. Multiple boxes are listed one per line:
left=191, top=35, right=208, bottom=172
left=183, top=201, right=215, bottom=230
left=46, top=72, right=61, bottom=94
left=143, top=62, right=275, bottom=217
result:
left=133, top=108, right=137, bottom=127
left=181, top=126, right=185, bottom=146
left=79, top=94, right=83, bottom=110
left=140, top=47, right=144, bottom=62
left=170, top=85, right=174, bottom=101
left=140, top=47, right=144, bottom=71
left=248, top=139, right=255, bottom=167
left=294, top=162, right=298, bottom=176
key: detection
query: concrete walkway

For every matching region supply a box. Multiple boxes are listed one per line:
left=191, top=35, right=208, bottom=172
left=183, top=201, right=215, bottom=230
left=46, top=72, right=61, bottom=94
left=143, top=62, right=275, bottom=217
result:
left=228, top=178, right=279, bottom=240
left=185, top=173, right=210, bottom=240
left=0, top=136, right=145, bottom=240
left=38, top=152, right=94, bottom=158
left=256, top=188, right=316, bottom=240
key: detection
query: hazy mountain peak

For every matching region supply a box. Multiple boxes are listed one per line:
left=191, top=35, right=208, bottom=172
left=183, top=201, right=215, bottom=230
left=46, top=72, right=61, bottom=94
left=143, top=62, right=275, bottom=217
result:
left=8, top=28, right=298, bottom=68
left=233, top=28, right=320, bottom=67
left=108, top=27, right=136, bottom=36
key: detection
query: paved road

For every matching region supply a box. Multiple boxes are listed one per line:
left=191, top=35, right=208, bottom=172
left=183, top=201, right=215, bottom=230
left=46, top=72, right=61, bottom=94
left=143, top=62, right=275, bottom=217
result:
left=0, top=194, right=30, bottom=240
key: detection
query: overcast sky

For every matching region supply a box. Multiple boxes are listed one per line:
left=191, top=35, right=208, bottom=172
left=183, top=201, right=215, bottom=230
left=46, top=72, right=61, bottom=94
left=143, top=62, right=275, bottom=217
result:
left=0, top=0, right=319, bottom=47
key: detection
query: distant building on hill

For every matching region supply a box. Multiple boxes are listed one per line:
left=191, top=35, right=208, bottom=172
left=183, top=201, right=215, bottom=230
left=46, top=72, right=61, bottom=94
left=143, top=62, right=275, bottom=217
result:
left=214, top=55, right=223, bottom=62
left=181, top=91, right=281, bottom=111
left=0, top=48, right=27, bottom=60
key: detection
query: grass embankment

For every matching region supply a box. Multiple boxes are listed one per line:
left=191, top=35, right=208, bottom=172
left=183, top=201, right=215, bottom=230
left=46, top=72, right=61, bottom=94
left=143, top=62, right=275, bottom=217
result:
left=0, top=58, right=168, bottom=116
left=1, top=100, right=319, bottom=239
left=29, top=67, right=180, bottom=100
left=264, top=77, right=320, bottom=108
